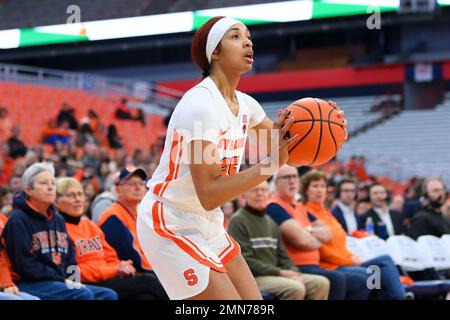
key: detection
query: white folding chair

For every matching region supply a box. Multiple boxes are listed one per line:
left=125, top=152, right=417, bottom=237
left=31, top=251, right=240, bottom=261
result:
left=359, top=235, right=390, bottom=261
left=441, top=235, right=450, bottom=255
left=386, top=235, right=428, bottom=272
left=417, top=235, right=450, bottom=271
left=346, top=236, right=370, bottom=262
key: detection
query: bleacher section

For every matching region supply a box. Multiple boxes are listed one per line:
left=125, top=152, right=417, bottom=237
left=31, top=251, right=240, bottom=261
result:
left=261, top=95, right=384, bottom=136
left=338, top=96, right=450, bottom=184
left=0, top=81, right=166, bottom=154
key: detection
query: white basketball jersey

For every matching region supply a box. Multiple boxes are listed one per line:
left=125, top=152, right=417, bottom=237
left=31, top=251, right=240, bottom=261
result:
left=146, top=77, right=266, bottom=214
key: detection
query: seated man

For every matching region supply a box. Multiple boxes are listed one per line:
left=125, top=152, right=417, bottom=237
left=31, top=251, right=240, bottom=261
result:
left=267, top=165, right=369, bottom=300
left=1, top=162, right=118, bottom=300
left=227, top=180, right=330, bottom=300
left=406, top=177, right=450, bottom=239
left=362, top=183, right=404, bottom=239
left=331, top=178, right=363, bottom=235
left=97, top=167, right=153, bottom=274
left=56, top=177, right=168, bottom=300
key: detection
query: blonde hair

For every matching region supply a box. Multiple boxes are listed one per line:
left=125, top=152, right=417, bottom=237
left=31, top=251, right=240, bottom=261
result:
left=56, top=177, right=83, bottom=198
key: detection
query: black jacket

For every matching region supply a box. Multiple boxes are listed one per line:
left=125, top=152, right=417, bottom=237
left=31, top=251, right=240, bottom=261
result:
left=362, top=208, right=404, bottom=239
left=405, top=206, right=450, bottom=240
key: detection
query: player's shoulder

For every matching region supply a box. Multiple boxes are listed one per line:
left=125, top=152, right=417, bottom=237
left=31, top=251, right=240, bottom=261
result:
left=236, top=90, right=259, bottom=105
left=181, top=78, right=216, bottom=104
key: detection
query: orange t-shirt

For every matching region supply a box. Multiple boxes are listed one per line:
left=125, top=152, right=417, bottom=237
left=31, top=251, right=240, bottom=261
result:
left=269, top=194, right=320, bottom=266
left=0, top=214, right=14, bottom=288
left=305, top=202, right=353, bottom=270
left=65, top=217, right=121, bottom=283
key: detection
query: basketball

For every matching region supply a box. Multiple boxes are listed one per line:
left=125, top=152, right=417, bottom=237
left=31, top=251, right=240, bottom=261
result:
left=284, top=97, right=346, bottom=167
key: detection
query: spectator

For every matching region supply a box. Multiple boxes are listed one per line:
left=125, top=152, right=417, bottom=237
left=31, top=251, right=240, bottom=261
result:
left=0, top=142, right=13, bottom=181
left=55, top=177, right=168, bottom=300
left=301, top=170, right=406, bottom=300
left=0, top=162, right=118, bottom=300
left=390, top=194, right=405, bottom=213
left=442, top=195, right=450, bottom=219
left=56, top=103, right=78, bottom=130
left=362, top=184, right=404, bottom=239
left=115, top=98, right=134, bottom=120
left=115, top=98, right=146, bottom=126
left=0, top=107, right=13, bottom=143
left=227, top=181, right=330, bottom=300
left=401, top=180, right=424, bottom=226
left=0, top=161, right=9, bottom=186
left=355, top=199, right=371, bottom=217
left=0, top=213, right=39, bottom=300
left=81, top=143, right=101, bottom=170
left=149, top=143, right=162, bottom=164
left=96, top=159, right=111, bottom=191
left=7, top=125, right=27, bottom=159
left=1, top=189, right=13, bottom=217
left=406, top=177, right=450, bottom=239
left=221, top=201, right=235, bottom=229
left=331, top=177, right=363, bottom=235
left=326, top=179, right=337, bottom=209
left=91, top=172, right=119, bottom=224
left=42, top=119, right=71, bottom=146
left=94, top=123, right=108, bottom=148
left=82, top=180, right=98, bottom=219
left=267, top=165, right=368, bottom=300
left=80, top=109, right=99, bottom=133
left=132, top=149, right=146, bottom=167
left=357, top=182, right=370, bottom=201
left=97, top=167, right=153, bottom=274
left=107, top=124, right=123, bottom=149
left=77, top=122, right=99, bottom=147
left=8, top=174, right=23, bottom=194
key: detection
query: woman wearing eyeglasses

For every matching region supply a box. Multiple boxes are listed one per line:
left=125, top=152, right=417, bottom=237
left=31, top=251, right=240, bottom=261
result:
left=55, top=177, right=168, bottom=300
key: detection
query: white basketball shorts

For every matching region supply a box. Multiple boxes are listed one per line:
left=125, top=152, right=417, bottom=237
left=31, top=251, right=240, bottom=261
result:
left=137, top=194, right=241, bottom=300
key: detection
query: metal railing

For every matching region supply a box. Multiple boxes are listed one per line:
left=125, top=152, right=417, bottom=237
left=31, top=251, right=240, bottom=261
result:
left=0, top=62, right=183, bottom=110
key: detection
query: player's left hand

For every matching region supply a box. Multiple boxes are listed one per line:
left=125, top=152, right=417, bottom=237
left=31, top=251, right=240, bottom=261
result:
left=328, top=100, right=348, bottom=141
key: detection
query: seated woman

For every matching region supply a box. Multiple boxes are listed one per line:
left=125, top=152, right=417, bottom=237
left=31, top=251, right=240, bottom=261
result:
left=55, top=177, right=168, bottom=300
left=300, top=170, right=406, bottom=300
left=1, top=162, right=117, bottom=300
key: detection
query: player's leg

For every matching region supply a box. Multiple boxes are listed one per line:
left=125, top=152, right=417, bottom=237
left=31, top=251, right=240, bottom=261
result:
left=225, top=254, right=263, bottom=300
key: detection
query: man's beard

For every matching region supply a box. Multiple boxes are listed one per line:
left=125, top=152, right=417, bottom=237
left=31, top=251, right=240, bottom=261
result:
left=428, top=197, right=445, bottom=210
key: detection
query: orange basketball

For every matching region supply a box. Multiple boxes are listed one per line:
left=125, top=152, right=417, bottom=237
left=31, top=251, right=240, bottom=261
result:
left=284, top=97, right=346, bottom=167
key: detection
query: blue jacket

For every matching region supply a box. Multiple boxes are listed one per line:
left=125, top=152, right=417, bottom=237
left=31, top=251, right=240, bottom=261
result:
left=331, top=205, right=363, bottom=234
left=1, top=192, right=77, bottom=282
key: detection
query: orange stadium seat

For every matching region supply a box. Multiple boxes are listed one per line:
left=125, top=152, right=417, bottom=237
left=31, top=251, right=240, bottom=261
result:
left=0, top=81, right=166, bottom=155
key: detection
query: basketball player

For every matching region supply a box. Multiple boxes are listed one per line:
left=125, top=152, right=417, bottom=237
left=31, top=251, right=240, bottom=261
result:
left=137, top=16, right=346, bottom=300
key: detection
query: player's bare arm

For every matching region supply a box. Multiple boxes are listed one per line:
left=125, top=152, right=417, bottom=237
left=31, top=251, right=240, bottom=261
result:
left=189, top=109, right=299, bottom=211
